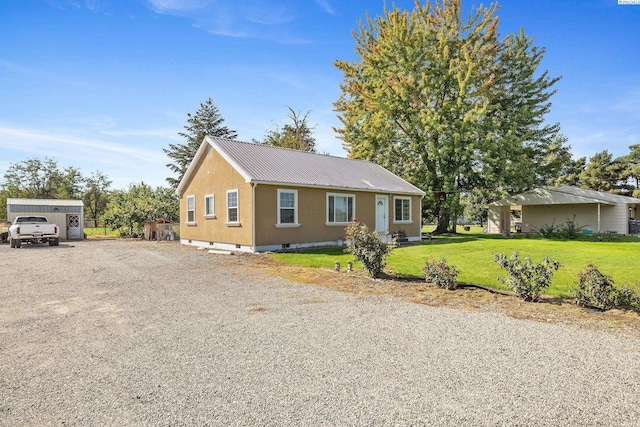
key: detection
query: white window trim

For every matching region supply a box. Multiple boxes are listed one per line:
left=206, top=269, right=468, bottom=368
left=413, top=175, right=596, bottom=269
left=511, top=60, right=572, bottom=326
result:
left=186, top=195, right=196, bottom=225
left=326, top=192, right=356, bottom=226
left=393, top=196, right=413, bottom=224
left=204, top=194, right=215, bottom=218
left=226, top=189, right=240, bottom=225
left=276, top=188, right=300, bottom=228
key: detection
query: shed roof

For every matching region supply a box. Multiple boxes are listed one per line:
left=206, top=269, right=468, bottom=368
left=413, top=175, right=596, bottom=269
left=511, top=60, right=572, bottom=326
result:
left=7, top=198, right=84, bottom=207
left=177, top=136, right=425, bottom=196
left=489, top=186, right=639, bottom=207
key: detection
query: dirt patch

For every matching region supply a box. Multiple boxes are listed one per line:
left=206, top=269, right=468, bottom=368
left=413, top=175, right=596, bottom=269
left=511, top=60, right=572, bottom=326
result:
left=250, top=254, right=640, bottom=335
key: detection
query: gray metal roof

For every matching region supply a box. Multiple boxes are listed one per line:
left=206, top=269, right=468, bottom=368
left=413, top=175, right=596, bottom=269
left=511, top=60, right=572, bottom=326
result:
left=178, top=136, right=425, bottom=196
left=489, top=186, right=639, bottom=207
left=7, top=198, right=84, bottom=206
left=553, top=186, right=640, bottom=205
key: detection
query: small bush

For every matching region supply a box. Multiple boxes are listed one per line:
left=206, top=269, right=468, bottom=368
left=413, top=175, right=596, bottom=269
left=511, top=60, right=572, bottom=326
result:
left=494, top=251, right=561, bottom=302
left=535, top=216, right=586, bottom=239
left=534, top=221, right=557, bottom=238
left=573, top=265, right=640, bottom=310
left=423, top=256, right=459, bottom=290
left=557, top=215, right=586, bottom=239
left=345, top=222, right=394, bottom=278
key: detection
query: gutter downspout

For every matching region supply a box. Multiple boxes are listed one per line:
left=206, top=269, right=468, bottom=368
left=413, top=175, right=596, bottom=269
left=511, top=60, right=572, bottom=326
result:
left=252, top=182, right=257, bottom=252
left=597, top=203, right=601, bottom=233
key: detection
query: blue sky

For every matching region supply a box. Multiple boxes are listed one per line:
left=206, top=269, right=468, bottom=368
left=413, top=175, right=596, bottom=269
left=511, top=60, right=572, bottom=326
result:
left=1, top=0, right=639, bottom=189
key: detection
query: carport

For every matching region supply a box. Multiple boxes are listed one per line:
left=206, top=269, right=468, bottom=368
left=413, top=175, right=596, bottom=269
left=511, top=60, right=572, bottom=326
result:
left=487, top=186, right=640, bottom=235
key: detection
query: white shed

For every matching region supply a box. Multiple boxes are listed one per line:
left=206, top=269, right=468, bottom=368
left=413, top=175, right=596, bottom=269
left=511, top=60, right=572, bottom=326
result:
left=487, top=186, right=640, bottom=235
left=7, top=199, right=85, bottom=240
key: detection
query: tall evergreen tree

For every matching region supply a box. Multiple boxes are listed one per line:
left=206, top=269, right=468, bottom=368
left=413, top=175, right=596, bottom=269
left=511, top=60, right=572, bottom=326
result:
left=262, top=107, right=317, bottom=152
left=580, top=150, right=622, bottom=193
left=164, top=98, right=237, bottom=189
left=334, top=0, right=564, bottom=233
left=620, top=144, right=640, bottom=196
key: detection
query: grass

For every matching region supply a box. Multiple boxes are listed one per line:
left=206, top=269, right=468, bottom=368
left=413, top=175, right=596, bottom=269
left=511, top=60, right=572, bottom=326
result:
left=271, top=228, right=640, bottom=298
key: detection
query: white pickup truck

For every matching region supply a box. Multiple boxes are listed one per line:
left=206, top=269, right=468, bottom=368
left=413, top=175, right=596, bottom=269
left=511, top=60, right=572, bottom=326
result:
left=8, top=216, right=60, bottom=248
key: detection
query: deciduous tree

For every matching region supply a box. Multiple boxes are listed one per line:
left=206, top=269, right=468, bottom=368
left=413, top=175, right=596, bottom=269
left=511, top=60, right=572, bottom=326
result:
left=262, top=107, right=317, bottom=152
left=334, top=0, right=565, bottom=233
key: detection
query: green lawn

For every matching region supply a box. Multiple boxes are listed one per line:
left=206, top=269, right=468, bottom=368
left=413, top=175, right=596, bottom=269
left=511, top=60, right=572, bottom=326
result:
left=271, top=232, right=640, bottom=298
left=84, top=227, right=120, bottom=238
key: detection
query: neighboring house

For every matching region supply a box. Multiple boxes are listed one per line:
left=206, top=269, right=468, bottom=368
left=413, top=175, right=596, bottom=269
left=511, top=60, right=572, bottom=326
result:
left=6, top=198, right=85, bottom=240
left=487, top=186, right=640, bottom=235
left=176, top=136, right=426, bottom=252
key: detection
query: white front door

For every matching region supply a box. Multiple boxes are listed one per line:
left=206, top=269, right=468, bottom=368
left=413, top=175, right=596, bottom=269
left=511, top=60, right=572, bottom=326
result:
left=375, top=195, right=389, bottom=235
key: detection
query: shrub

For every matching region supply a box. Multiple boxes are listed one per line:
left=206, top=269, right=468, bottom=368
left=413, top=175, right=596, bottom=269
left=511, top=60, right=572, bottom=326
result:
left=573, top=265, right=640, bottom=310
left=557, top=215, right=586, bottom=239
left=534, top=221, right=557, bottom=238
left=345, top=222, right=394, bottom=278
left=494, top=251, right=561, bottom=302
left=423, top=256, right=459, bottom=290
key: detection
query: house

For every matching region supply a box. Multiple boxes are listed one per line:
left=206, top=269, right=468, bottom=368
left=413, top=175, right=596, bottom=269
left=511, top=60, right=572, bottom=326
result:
left=6, top=198, right=85, bottom=240
left=487, top=186, right=640, bottom=235
left=176, top=136, right=426, bottom=252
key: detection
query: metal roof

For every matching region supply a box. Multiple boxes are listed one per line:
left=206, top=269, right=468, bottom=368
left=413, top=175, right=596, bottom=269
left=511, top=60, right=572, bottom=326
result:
left=7, top=198, right=84, bottom=206
left=177, top=136, right=425, bottom=196
left=489, top=186, right=639, bottom=207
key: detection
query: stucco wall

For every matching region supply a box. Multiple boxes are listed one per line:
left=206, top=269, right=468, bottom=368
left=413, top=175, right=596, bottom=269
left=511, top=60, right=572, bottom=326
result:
left=178, top=146, right=253, bottom=246
left=254, top=185, right=422, bottom=248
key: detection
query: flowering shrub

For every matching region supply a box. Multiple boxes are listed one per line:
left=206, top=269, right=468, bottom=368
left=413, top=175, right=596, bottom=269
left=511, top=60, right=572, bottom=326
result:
left=345, top=222, right=393, bottom=278
left=573, top=265, right=639, bottom=310
left=494, top=251, right=560, bottom=302
left=423, top=256, right=459, bottom=290
left=573, top=265, right=616, bottom=310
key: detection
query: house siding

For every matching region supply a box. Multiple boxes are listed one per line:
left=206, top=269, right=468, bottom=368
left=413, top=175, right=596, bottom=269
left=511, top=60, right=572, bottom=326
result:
left=178, top=146, right=253, bottom=246
left=254, top=185, right=422, bottom=248
left=521, top=203, right=630, bottom=234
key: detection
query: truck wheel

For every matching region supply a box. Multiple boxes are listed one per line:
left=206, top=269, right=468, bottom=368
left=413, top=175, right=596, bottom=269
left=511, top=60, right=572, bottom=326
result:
left=54, top=238, right=60, bottom=246
left=15, top=239, right=21, bottom=248
left=9, top=238, right=14, bottom=248
left=49, top=239, right=55, bottom=246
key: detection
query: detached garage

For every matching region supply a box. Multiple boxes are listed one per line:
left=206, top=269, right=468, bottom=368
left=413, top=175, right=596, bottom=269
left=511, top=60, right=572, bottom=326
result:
left=7, top=199, right=84, bottom=240
left=487, top=186, right=640, bottom=235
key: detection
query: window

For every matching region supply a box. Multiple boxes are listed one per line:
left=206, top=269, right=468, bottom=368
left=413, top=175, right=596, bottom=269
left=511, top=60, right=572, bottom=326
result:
left=227, top=190, right=239, bottom=224
left=327, top=193, right=355, bottom=224
left=394, top=197, right=412, bottom=222
left=277, top=189, right=298, bottom=226
left=186, top=195, right=195, bottom=224
left=204, top=194, right=215, bottom=217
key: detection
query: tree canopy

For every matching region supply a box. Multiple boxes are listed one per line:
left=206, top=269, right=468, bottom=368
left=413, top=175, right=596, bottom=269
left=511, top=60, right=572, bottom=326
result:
left=334, top=0, right=566, bottom=233
left=261, top=107, right=317, bottom=152
left=164, top=98, right=237, bottom=189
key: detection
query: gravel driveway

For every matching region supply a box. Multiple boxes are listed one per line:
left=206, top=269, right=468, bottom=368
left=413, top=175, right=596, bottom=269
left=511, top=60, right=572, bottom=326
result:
left=1, top=239, right=639, bottom=426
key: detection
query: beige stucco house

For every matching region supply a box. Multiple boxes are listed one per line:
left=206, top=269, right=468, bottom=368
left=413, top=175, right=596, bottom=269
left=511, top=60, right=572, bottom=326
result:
left=488, top=186, right=640, bottom=235
left=177, top=136, right=425, bottom=252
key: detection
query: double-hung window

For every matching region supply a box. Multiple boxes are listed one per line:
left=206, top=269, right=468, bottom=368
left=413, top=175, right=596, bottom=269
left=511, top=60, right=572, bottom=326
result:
left=227, top=190, right=239, bottom=224
left=186, top=195, right=196, bottom=224
left=204, top=194, right=215, bottom=218
left=327, top=193, right=355, bottom=224
left=277, top=189, right=298, bottom=226
left=394, top=196, right=412, bottom=223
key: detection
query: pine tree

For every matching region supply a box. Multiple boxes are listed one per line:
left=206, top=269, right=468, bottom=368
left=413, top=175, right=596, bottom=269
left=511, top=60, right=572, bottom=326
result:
left=164, top=98, right=237, bottom=189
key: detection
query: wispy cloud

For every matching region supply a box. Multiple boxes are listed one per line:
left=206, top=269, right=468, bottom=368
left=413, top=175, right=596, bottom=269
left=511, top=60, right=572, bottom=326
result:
left=0, top=125, right=172, bottom=188
left=314, top=0, right=337, bottom=15
left=143, top=0, right=317, bottom=44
